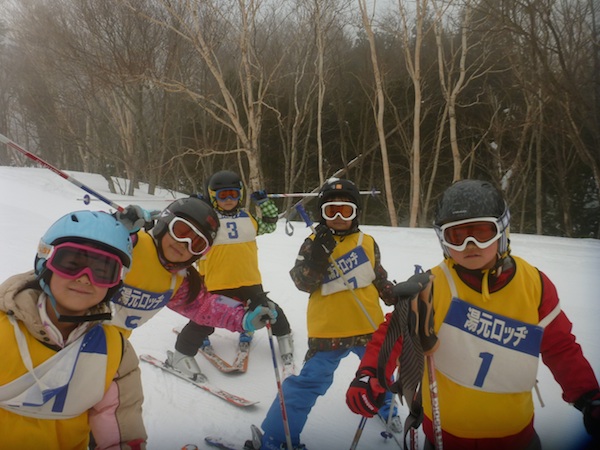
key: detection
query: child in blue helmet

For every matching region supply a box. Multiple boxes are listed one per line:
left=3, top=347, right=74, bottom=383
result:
left=0, top=210, right=147, bottom=449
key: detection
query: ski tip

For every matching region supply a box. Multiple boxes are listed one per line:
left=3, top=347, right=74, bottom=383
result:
left=204, top=435, right=243, bottom=450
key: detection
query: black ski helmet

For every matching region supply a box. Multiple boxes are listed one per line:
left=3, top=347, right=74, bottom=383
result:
left=433, top=179, right=510, bottom=256
left=207, top=170, right=244, bottom=209
left=317, top=178, right=361, bottom=210
left=153, top=197, right=220, bottom=270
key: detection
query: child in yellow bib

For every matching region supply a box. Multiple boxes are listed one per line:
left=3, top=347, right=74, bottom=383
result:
left=347, top=180, right=600, bottom=450
left=256, top=178, right=398, bottom=450
left=173, top=170, right=295, bottom=375
left=0, top=210, right=146, bottom=450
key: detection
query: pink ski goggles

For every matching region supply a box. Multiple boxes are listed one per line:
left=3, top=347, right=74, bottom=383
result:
left=46, top=242, right=124, bottom=288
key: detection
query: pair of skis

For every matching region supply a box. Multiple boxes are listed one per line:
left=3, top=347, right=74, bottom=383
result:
left=199, top=339, right=250, bottom=373
left=139, top=330, right=255, bottom=408
left=139, top=354, right=258, bottom=408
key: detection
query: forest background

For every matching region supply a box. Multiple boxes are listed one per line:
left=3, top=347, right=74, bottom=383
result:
left=0, top=0, right=598, bottom=238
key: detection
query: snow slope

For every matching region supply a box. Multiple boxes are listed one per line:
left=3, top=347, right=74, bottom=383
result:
left=0, top=165, right=598, bottom=450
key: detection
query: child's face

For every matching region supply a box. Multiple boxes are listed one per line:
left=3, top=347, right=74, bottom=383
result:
left=216, top=197, right=239, bottom=211
left=448, top=240, right=499, bottom=270
left=161, top=231, right=195, bottom=263
left=49, top=272, right=108, bottom=317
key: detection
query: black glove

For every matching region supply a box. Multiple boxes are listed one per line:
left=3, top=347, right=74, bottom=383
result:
left=311, top=224, right=336, bottom=263
left=346, top=367, right=386, bottom=417
left=250, top=190, right=269, bottom=205
left=192, top=192, right=208, bottom=204
left=392, top=272, right=433, bottom=302
left=247, top=291, right=273, bottom=311
left=116, top=205, right=158, bottom=233
left=393, top=272, right=438, bottom=354
left=576, top=390, right=600, bottom=440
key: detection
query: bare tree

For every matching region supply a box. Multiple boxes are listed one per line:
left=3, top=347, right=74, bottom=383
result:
left=358, top=0, right=398, bottom=226
left=394, top=0, right=431, bottom=227
left=125, top=0, right=290, bottom=191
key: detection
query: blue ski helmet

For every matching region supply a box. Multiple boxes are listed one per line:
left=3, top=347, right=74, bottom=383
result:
left=433, top=179, right=511, bottom=257
left=36, top=210, right=133, bottom=276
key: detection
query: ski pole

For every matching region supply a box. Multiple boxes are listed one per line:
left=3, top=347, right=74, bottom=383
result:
left=348, top=416, right=367, bottom=450
left=426, top=355, right=442, bottom=449
left=295, top=203, right=378, bottom=330
left=413, top=265, right=442, bottom=450
left=269, top=189, right=380, bottom=199
left=0, top=133, right=125, bottom=212
left=411, top=428, right=418, bottom=450
left=265, top=321, right=294, bottom=450
left=381, top=391, right=397, bottom=440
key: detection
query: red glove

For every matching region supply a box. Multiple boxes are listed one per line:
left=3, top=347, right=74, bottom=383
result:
left=346, top=367, right=386, bottom=417
left=126, top=439, right=146, bottom=450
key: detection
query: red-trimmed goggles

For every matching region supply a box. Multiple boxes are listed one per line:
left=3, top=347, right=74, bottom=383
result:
left=440, top=217, right=502, bottom=251
left=215, top=188, right=241, bottom=201
left=46, top=242, right=124, bottom=288
left=168, top=217, right=210, bottom=256
left=321, top=201, right=357, bottom=221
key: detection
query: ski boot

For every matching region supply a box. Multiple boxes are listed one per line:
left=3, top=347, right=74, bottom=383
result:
left=261, top=434, right=307, bottom=450
left=200, top=337, right=216, bottom=356
left=243, top=425, right=263, bottom=449
left=378, top=399, right=402, bottom=434
left=277, top=333, right=296, bottom=379
left=239, top=331, right=253, bottom=352
left=166, top=350, right=206, bottom=382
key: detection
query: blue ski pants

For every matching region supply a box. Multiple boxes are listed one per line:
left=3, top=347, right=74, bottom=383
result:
left=260, top=345, right=394, bottom=449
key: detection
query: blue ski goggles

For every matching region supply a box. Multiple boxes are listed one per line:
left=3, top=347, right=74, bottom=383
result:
left=215, top=188, right=241, bottom=201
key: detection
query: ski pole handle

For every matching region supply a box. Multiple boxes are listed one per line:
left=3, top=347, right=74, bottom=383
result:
left=1, top=133, right=124, bottom=212
left=295, top=203, right=315, bottom=230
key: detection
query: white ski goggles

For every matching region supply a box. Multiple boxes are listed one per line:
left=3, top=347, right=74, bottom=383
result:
left=167, top=217, right=211, bottom=256
left=321, top=201, right=357, bottom=221
left=438, top=217, right=503, bottom=251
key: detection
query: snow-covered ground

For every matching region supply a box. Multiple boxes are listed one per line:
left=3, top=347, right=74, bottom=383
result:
left=0, top=165, right=598, bottom=450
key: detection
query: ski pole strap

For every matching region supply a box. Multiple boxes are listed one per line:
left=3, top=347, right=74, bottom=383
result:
left=377, top=304, right=405, bottom=393
left=376, top=295, right=425, bottom=430
left=284, top=219, right=295, bottom=236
